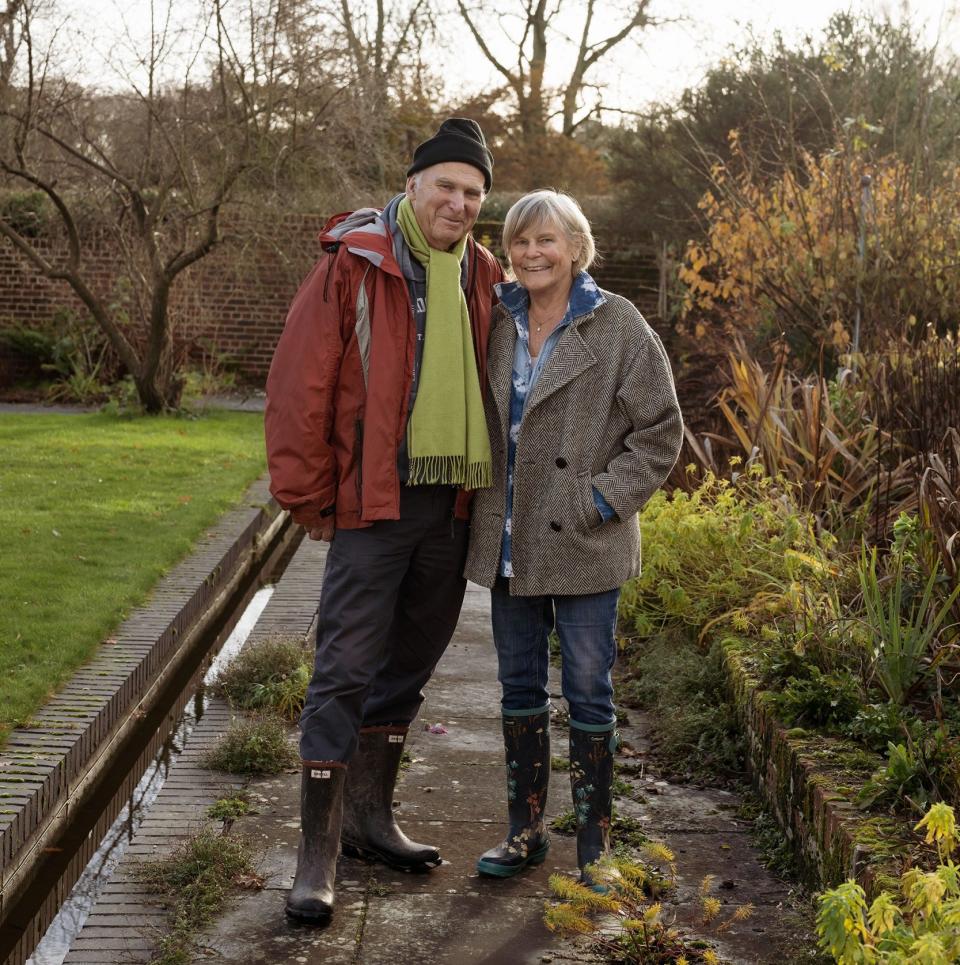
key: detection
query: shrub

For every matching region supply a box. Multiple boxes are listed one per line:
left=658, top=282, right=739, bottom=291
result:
left=621, top=469, right=832, bottom=641
left=679, top=140, right=960, bottom=363
left=772, top=667, right=864, bottom=730
left=816, top=802, right=960, bottom=963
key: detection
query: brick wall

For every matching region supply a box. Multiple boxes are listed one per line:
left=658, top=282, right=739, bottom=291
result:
left=0, top=216, right=661, bottom=387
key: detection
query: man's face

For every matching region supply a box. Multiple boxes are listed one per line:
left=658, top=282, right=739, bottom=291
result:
left=405, top=162, right=486, bottom=251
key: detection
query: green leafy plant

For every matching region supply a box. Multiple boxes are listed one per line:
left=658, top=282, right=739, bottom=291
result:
left=207, top=793, right=251, bottom=821
left=843, top=703, right=912, bottom=754
left=772, top=666, right=864, bottom=730
left=620, top=631, right=744, bottom=782
left=816, top=802, right=960, bottom=963
left=857, top=546, right=960, bottom=705
left=854, top=723, right=960, bottom=817
left=622, top=468, right=833, bottom=643
left=856, top=741, right=930, bottom=814
left=140, top=827, right=260, bottom=965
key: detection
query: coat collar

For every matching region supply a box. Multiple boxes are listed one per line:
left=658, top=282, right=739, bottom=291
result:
left=494, top=270, right=606, bottom=337
left=487, top=272, right=606, bottom=428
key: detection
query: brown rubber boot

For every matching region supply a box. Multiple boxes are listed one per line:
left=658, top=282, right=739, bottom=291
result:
left=285, top=762, right=346, bottom=924
left=341, top=726, right=441, bottom=871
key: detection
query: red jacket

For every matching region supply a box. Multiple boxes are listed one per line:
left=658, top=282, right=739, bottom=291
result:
left=265, top=210, right=504, bottom=530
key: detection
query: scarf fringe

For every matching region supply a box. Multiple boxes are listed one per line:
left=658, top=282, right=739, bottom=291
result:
left=408, top=455, right=492, bottom=489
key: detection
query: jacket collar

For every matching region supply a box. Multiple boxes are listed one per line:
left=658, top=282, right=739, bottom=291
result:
left=320, top=196, right=477, bottom=284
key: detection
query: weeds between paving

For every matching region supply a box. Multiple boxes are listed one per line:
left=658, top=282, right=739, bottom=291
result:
left=139, top=827, right=261, bottom=965
left=205, top=716, right=299, bottom=775
left=0, top=410, right=266, bottom=747
left=212, top=635, right=313, bottom=722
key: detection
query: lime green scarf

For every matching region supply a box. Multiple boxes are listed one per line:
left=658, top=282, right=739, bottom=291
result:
left=396, top=197, right=491, bottom=489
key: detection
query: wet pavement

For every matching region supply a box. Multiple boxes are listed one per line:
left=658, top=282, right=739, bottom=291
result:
left=59, top=536, right=814, bottom=964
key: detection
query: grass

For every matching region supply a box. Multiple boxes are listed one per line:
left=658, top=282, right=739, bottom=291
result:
left=0, top=410, right=266, bottom=747
left=139, top=827, right=259, bottom=964
left=205, top=716, right=299, bottom=774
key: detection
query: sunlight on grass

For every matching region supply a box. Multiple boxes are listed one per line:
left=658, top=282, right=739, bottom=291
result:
left=0, top=410, right=266, bottom=746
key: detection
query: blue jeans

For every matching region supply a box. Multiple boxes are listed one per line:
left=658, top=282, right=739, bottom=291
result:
left=490, top=578, right=619, bottom=726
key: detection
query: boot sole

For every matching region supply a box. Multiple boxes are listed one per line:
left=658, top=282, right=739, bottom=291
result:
left=341, top=840, right=441, bottom=872
left=476, top=841, right=550, bottom=878
left=285, top=903, right=333, bottom=926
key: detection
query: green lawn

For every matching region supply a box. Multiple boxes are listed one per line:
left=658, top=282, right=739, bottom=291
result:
left=0, top=410, right=267, bottom=746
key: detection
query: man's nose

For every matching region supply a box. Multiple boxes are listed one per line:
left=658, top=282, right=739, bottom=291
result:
left=446, top=192, right=466, bottom=213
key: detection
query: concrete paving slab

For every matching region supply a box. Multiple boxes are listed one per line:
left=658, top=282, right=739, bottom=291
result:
left=357, top=894, right=592, bottom=965
left=666, top=831, right=796, bottom=907
left=614, top=774, right=749, bottom=834
left=200, top=888, right=365, bottom=964
left=347, top=821, right=581, bottom=898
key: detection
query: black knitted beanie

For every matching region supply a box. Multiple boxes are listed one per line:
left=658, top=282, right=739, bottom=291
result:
left=407, top=118, right=493, bottom=191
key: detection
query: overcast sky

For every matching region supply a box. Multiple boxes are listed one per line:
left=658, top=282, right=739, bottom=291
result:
left=57, top=0, right=960, bottom=113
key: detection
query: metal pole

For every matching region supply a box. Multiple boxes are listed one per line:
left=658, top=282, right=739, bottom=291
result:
left=852, top=173, right=872, bottom=368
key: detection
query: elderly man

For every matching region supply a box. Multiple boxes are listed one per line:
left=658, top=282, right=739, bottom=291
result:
left=265, top=118, right=502, bottom=924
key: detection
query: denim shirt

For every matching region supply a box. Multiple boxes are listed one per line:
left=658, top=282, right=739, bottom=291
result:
left=495, top=271, right=614, bottom=578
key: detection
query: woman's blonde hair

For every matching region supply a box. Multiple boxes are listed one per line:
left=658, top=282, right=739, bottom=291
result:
left=502, top=189, right=597, bottom=275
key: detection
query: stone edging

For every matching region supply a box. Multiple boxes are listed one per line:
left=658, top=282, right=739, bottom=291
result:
left=0, top=475, right=285, bottom=959
left=720, top=637, right=910, bottom=896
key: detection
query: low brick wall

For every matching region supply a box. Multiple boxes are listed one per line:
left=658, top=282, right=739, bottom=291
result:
left=720, top=638, right=908, bottom=895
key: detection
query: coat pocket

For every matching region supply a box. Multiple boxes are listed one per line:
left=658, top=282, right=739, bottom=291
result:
left=576, top=471, right=603, bottom=531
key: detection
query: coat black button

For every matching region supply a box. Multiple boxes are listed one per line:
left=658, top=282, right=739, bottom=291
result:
left=555, top=457, right=567, bottom=468
left=550, top=521, right=562, bottom=531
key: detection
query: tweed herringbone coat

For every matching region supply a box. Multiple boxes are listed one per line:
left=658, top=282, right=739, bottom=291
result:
left=464, top=290, right=683, bottom=596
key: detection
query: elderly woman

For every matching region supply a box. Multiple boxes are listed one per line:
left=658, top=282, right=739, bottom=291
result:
left=465, top=190, right=683, bottom=887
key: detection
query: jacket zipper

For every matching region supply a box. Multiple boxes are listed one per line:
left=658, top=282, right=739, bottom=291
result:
left=354, top=415, right=364, bottom=505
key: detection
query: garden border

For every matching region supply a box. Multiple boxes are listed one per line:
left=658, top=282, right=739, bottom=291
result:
left=720, top=637, right=911, bottom=896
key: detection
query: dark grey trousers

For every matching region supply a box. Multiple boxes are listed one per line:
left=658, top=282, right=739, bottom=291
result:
left=300, top=485, right=467, bottom=763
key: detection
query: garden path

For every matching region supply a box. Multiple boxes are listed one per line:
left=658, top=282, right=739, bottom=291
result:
left=60, top=535, right=814, bottom=964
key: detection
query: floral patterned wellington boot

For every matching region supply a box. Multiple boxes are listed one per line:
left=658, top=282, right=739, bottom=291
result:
left=569, top=721, right=617, bottom=890
left=476, top=707, right=551, bottom=877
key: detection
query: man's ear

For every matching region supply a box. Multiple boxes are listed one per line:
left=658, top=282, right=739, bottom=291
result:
left=405, top=175, right=418, bottom=201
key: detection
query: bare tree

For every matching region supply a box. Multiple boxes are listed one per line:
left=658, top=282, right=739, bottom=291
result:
left=454, top=0, right=659, bottom=144
left=0, top=0, right=26, bottom=99
left=333, top=0, right=433, bottom=103
left=0, top=0, right=337, bottom=411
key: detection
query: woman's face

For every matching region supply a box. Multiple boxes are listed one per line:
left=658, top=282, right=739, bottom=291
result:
left=508, top=220, right=579, bottom=301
